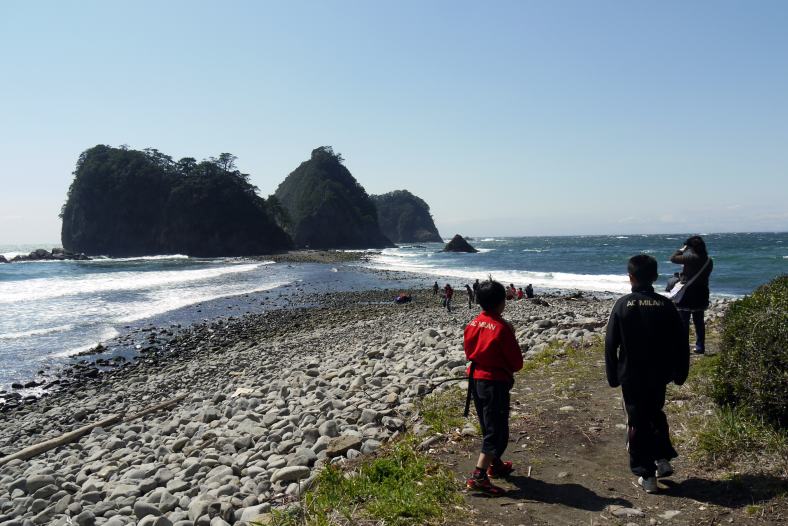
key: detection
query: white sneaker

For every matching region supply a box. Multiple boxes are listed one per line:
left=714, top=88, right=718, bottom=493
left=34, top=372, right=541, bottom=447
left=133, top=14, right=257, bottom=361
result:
left=656, top=459, right=674, bottom=478
left=638, top=476, right=658, bottom=493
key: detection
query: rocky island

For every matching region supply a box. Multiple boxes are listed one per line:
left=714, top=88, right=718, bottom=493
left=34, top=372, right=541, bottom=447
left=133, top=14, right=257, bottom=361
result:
left=443, top=234, right=478, bottom=253
left=371, top=190, right=442, bottom=243
left=60, top=146, right=292, bottom=258
left=274, top=147, right=392, bottom=249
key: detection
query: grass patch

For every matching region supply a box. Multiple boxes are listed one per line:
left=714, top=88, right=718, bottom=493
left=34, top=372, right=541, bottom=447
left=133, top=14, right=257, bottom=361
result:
left=695, top=406, right=788, bottom=468
left=265, top=437, right=462, bottom=526
left=417, top=386, right=466, bottom=434
left=520, top=339, right=592, bottom=374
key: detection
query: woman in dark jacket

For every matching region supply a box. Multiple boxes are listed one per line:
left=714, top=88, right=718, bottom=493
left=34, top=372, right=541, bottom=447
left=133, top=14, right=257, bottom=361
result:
left=670, top=235, right=713, bottom=354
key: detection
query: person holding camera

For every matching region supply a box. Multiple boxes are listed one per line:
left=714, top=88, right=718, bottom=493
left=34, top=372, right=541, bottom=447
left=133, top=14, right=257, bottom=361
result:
left=669, top=236, right=713, bottom=354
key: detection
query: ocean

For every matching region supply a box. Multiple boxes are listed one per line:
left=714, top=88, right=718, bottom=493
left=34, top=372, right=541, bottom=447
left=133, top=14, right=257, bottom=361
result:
left=366, top=232, right=787, bottom=296
left=1, top=232, right=785, bottom=390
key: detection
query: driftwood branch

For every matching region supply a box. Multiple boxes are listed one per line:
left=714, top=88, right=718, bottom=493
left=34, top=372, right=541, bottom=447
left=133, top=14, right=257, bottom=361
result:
left=0, top=393, right=187, bottom=467
left=0, top=414, right=121, bottom=467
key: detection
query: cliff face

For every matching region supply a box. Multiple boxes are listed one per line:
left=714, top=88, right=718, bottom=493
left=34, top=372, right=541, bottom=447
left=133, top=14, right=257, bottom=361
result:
left=274, top=147, right=392, bottom=249
left=371, top=190, right=442, bottom=243
left=60, top=145, right=292, bottom=257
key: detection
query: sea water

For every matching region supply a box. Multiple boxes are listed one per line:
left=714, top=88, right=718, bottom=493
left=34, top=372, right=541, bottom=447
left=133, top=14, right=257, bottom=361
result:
left=1, top=232, right=785, bottom=389
left=363, top=232, right=787, bottom=296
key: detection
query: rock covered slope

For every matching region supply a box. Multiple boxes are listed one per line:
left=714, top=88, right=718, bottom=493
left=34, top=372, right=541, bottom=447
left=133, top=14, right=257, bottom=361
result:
left=0, top=288, right=641, bottom=525
left=371, top=190, right=442, bottom=243
left=60, top=146, right=292, bottom=257
left=0, top=286, right=737, bottom=525
left=274, top=147, right=392, bottom=249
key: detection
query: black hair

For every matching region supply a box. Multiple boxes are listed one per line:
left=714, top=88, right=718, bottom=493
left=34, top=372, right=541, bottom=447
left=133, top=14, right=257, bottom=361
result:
left=476, top=279, right=506, bottom=311
left=627, top=254, right=658, bottom=284
left=685, top=235, right=708, bottom=258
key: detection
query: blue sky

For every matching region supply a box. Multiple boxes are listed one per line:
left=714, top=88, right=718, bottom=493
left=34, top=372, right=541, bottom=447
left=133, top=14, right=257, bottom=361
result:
left=1, top=0, right=786, bottom=244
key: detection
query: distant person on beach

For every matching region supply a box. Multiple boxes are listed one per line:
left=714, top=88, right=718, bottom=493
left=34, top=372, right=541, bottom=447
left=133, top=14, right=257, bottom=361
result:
left=517, top=287, right=524, bottom=300
left=464, top=279, right=523, bottom=496
left=394, top=292, right=412, bottom=304
left=444, top=283, right=454, bottom=312
left=605, top=254, right=688, bottom=494
left=432, top=281, right=439, bottom=296
left=525, top=284, right=534, bottom=299
left=506, top=284, right=515, bottom=300
left=669, top=236, right=714, bottom=354
left=465, top=284, right=474, bottom=309
left=473, top=279, right=481, bottom=304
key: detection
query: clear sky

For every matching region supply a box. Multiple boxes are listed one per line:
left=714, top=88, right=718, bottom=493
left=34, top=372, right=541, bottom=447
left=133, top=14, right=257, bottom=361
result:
left=1, top=0, right=786, bottom=244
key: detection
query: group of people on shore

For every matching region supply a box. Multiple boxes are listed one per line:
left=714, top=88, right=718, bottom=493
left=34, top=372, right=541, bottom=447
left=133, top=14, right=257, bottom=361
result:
left=463, top=235, right=713, bottom=496
left=432, top=279, right=534, bottom=312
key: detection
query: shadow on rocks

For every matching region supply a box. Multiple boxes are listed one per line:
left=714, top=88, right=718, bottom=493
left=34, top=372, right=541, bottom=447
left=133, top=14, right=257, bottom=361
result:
left=498, top=476, right=633, bottom=511
left=661, top=475, right=788, bottom=508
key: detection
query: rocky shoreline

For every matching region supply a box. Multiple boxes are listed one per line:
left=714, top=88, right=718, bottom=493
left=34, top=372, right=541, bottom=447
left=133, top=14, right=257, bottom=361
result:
left=0, top=288, right=731, bottom=526
left=0, top=248, right=89, bottom=263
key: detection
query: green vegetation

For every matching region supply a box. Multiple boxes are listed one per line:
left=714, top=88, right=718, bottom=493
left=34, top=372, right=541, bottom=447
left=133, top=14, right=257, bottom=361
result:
left=520, top=340, right=588, bottom=375
left=371, top=190, right=442, bottom=243
left=274, top=146, right=392, bottom=249
left=417, top=387, right=466, bottom=434
left=695, top=406, right=788, bottom=466
left=265, top=438, right=462, bottom=526
left=713, top=275, right=787, bottom=428
left=668, top=346, right=787, bottom=471
left=61, top=145, right=292, bottom=257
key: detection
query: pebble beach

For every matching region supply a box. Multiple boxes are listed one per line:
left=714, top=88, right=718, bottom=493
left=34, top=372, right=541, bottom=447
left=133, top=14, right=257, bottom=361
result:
left=0, top=284, right=731, bottom=526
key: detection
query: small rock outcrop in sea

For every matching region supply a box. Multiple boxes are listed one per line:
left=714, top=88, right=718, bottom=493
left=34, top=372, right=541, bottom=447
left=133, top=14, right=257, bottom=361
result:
left=7, top=248, right=90, bottom=262
left=274, top=146, right=393, bottom=249
left=60, top=145, right=293, bottom=257
left=443, top=234, right=478, bottom=253
left=371, top=190, right=442, bottom=243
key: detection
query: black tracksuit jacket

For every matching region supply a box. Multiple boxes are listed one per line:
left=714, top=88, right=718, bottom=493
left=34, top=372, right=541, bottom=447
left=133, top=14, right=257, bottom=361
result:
left=605, top=285, right=689, bottom=389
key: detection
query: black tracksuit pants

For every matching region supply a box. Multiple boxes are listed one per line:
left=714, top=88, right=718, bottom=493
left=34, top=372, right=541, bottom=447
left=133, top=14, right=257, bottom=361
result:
left=473, top=379, right=511, bottom=458
left=622, top=383, right=677, bottom=477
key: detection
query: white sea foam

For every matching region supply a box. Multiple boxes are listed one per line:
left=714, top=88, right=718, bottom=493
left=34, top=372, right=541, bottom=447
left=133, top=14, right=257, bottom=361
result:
left=365, top=253, right=630, bottom=293
left=97, top=254, right=190, bottom=262
left=0, top=324, right=75, bottom=340
left=51, top=328, right=121, bottom=358
left=0, top=263, right=264, bottom=304
left=115, top=281, right=290, bottom=323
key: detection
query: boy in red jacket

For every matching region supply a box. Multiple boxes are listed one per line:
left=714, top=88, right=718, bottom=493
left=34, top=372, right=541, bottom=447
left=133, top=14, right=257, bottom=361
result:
left=464, top=279, right=524, bottom=495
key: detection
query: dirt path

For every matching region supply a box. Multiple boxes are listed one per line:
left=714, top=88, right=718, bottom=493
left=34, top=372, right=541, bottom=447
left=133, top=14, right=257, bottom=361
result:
left=435, top=338, right=787, bottom=525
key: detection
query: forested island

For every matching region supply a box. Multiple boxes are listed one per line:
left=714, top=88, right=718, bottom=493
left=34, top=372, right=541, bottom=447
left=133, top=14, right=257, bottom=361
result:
left=274, top=147, right=393, bottom=249
left=61, top=146, right=292, bottom=257
left=59, top=145, right=446, bottom=256
left=371, top=190, right=442, bottom=243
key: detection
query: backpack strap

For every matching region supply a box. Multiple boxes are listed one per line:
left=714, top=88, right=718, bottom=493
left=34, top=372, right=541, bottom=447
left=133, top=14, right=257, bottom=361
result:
left=463, top=362, right=476, bottom=417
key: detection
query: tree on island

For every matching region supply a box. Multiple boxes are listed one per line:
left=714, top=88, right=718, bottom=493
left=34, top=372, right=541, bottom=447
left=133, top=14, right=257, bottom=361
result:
left=60, top=145, right=292, bottom=257
left=372, top=190, right=442, bottom=243
left=273, top=146, right=392, bottom=249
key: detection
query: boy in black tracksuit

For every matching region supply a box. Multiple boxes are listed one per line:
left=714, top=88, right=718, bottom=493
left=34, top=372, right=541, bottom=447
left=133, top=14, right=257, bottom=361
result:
left=605, top=255, right=689, bottom=493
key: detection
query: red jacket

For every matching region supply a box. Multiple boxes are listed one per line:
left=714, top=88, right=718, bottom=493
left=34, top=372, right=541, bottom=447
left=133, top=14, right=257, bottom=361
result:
left=464, top=311, right=523, bottom=382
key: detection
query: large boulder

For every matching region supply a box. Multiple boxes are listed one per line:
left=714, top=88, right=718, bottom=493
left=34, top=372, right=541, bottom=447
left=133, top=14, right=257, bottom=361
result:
left=371, top=190, right=442, bottom=243
left=61, top=145, right=292, bottom=257
left=274, top=146, right=393, bottom=249
left=443, top=234, right=478, bottom=253
left=0, top=255, right=7, bottom=263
